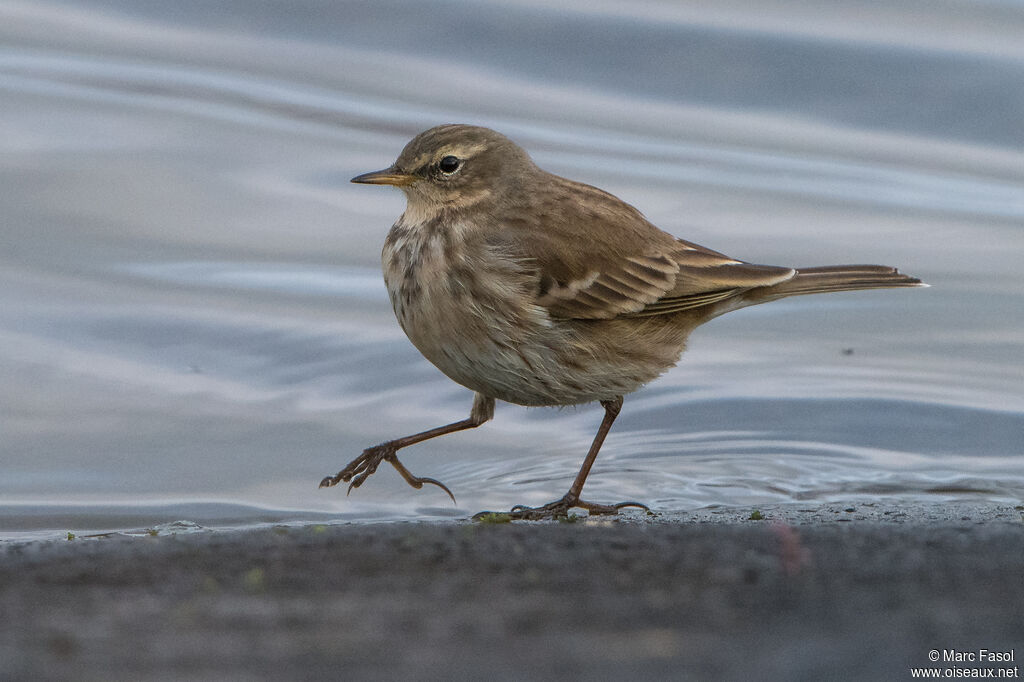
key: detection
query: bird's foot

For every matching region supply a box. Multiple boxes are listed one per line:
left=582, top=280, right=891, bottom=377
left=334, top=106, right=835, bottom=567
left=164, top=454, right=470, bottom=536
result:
left=474, top=493, right=648, bottom=521
left=319, top=443, right=456, bottom=503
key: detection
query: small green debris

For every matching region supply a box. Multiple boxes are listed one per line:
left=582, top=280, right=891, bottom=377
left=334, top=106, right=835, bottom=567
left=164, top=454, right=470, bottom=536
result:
left=311, top=524, right=327, bottom=534
left=844, top=508, right=856, bottom=513
left=559, top=513, right=582, bottom=524
left=1014, top=505, right=1024, bottom=511
left=148, top=529, right=159, bottom=537
left=242, top=568, right=265, bottom=592
left=748, top=510, right=765, bottom=521
left=66, top=532, right=76, bottom=541
left=474, top=512, right=512, bottom=524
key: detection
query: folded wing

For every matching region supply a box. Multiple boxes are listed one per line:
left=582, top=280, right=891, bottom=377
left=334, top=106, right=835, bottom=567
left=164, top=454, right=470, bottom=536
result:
left=536, top=236, right=794, bottom=320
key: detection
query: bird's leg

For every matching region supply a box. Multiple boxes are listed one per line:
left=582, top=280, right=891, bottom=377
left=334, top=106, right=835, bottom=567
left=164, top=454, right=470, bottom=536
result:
left=320, top=394, right=494, bottom=503
left=477, top=396, right=649, bottom=520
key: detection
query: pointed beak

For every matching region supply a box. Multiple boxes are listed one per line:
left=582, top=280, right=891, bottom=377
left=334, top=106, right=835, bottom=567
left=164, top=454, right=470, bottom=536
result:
left=350, top=165, right=417, bottom=187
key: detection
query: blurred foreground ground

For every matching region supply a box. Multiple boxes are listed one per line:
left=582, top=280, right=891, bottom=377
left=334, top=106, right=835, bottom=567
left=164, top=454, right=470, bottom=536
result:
left=2, top=502, right=1022, bottom=681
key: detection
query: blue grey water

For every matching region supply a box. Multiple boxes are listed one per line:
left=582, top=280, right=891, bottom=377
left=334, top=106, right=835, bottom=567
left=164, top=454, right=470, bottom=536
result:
left=2, top=0, right=1023, bottom=537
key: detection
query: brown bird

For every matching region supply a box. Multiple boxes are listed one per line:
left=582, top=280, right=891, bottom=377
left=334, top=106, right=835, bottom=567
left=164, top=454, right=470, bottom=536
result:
left=321, top=124, right=925, bottom=519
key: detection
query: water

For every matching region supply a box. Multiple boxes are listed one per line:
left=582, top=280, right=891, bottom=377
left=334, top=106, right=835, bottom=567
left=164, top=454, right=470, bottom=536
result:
left=2, top=0, right=1023, bottom=537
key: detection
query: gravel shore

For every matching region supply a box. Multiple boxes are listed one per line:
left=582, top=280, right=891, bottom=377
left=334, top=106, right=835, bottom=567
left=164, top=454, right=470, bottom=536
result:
left=2, top=502, right=1022, bottom=681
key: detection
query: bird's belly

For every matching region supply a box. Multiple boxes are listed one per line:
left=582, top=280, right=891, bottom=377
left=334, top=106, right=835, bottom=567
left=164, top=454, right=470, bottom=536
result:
left=389, top=281, right=685, bottom=406
left=388, top=272, right=583, bottom=406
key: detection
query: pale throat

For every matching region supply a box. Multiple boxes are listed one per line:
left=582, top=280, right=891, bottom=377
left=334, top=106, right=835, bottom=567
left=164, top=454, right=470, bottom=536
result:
left=396, top=195, right=443, bottom=229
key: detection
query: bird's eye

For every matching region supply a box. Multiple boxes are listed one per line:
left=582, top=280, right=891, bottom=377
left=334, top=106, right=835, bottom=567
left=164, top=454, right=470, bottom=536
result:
left=438, top=155, right=461, bottom=174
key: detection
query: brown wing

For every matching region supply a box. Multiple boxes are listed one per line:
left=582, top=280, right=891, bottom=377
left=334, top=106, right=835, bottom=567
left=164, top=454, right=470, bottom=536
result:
left=505, top=173, right=794, bottom=320
left=537, top=251, right=678, bottom=318
left=538, top=242, right=795, bottom=319
left=627, top=244, right=796, bottom=317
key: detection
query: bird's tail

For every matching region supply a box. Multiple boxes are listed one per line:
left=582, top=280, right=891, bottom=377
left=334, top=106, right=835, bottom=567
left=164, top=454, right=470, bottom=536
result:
left=745, top=265, right=926, bottom=305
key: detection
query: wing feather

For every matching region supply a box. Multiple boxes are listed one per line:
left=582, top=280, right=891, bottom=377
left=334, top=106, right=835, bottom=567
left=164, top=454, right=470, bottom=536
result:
left=499, top=172, right=796, bottom=320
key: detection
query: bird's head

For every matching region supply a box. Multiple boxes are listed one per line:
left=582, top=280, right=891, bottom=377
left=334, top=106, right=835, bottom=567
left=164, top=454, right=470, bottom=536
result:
left=351, top=124, right=535, bottom=211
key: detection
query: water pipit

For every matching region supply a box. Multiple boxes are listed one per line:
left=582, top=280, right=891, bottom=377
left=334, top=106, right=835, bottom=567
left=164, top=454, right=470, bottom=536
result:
left=321, top=124, right=925, bottom=519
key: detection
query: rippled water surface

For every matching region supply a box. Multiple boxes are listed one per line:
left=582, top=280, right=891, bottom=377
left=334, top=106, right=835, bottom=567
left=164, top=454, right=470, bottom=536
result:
left=3, top=0, right=1023, bottom=536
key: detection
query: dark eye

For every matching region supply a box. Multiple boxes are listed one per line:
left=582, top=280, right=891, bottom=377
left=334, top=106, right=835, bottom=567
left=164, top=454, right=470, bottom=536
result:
left=438, top=155, right=461, bottom=174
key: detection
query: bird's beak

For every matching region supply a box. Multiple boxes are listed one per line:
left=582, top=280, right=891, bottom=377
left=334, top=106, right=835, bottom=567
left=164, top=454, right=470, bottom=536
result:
left=350, top=165, right=417, bottom=187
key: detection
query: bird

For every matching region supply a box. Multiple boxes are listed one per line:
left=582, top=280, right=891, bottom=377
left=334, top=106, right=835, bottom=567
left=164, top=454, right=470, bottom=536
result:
left=320, top=124, right=925, bottom=519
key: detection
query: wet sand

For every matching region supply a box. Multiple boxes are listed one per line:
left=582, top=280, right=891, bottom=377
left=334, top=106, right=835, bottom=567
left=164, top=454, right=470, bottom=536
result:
left=2, top=502, right=1022, bottom=681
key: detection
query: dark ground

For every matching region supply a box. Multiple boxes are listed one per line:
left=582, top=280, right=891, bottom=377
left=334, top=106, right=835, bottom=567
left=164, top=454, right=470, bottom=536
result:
left=1, top=503, right=1022, bottom=681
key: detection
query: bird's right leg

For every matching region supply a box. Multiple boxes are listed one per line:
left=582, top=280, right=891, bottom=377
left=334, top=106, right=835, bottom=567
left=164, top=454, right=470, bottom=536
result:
left=474, top=396, right=648, bottom=520
left=319, top=393, right=494, bottom=503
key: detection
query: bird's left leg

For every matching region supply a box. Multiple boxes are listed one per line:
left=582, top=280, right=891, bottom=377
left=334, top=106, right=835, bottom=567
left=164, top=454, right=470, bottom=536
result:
left=319, top=393, right=495, bottom=502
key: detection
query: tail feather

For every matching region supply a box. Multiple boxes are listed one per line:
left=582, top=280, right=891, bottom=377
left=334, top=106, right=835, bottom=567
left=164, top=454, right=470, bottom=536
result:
left=747, top=265, right=926, bottom=304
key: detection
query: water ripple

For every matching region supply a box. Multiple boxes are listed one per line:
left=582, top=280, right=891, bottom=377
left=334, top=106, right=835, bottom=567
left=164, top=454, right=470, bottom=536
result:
left=121, top=261, right=386, bottom=301
left=3, top=48, right=1023, bottom=218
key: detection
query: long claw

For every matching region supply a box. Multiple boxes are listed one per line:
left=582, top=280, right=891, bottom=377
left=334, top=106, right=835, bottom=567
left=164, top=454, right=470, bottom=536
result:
left=612, top=501, right=650, bottom=512
left=414, top=476, right=457, bottom=504
left=385, top=454, right=456, bottom=504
